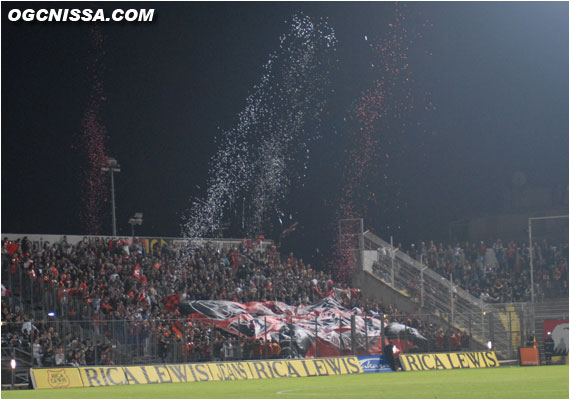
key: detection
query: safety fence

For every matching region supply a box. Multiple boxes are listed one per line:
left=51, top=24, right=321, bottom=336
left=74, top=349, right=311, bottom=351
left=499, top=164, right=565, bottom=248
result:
left=1, top=307, right=483, bottom=371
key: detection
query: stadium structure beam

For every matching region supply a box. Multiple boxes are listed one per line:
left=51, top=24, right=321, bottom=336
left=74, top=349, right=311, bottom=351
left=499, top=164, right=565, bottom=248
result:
left=528, top=215, right=568, bottom=304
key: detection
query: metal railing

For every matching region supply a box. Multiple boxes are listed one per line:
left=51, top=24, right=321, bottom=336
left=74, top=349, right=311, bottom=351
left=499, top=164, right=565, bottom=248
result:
left=0, top=311, right=482, bottom=369
left=1, top=347, right=32, bottom=389
left=363, top=231, right=569, bottom=359
left=364, top=231, right=494, bottom=349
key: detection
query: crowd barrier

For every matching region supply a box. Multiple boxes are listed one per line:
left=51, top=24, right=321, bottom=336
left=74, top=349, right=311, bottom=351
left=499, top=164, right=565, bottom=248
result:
left=399, top=351, right=499, bottom=371
left=30, top=356, right=366, bottom=389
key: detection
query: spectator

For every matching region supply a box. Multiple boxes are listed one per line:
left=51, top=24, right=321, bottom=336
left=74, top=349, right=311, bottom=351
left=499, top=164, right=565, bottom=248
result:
left=270, top=339, right=281, bottom=359
left=158, top=335, right=169, bottom=363
left=1, top=233, right=566, bottom=365
left=32, top=338, right=43, bottom=367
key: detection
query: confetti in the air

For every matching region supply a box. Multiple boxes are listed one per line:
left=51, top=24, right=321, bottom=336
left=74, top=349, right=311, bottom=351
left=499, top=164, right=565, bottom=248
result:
left=331, top=4, right=425, bottom=283
left=79, top=28, right=110, bottom=235
left=182, top=13, right=337, bottom=239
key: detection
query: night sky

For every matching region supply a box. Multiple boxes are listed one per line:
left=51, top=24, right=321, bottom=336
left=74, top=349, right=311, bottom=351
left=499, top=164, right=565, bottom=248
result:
left=2, top=2, right=568, bottom=266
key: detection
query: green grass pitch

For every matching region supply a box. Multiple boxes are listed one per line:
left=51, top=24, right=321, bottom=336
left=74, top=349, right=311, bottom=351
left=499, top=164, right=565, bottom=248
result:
left=2, top=365, right=568, bottom=399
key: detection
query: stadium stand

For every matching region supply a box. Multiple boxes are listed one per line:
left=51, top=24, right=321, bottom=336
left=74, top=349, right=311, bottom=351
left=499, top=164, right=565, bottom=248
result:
left=2, top=232, right=566, bottom=383
left=401, top=239, right=568, bottom=303
left=2, top=235, right=465, bottom=371
left=362, top=231, right=568, bottom=360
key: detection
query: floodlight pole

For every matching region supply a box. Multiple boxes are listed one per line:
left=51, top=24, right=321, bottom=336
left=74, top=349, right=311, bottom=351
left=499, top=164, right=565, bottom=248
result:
left=102, top=158, right=121, bottom=237
left=111, top=170, right=117, bottom=236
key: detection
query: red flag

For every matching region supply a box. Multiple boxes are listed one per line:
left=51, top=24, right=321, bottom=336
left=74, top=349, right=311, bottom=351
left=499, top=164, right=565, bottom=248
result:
left=6, top=242, right=19, bottom=256
left=164, top=294, right=181, bottom=312
left=133, top=265, right=144, bottom=280
left=280, top=222, right=298, bottom=239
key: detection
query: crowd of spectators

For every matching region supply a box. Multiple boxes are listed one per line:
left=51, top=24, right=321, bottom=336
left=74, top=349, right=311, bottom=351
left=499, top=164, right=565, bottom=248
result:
left=400, top=239, right=568, bottom=303
left=2, top=235, right=463, bottom=364
left=3, top=234, right=565, bottom=365
left=0, top=236, right=365, bottom=365
left=361, top=298, right=469, bottom=353
left=1, top=302, right=114, bottom=367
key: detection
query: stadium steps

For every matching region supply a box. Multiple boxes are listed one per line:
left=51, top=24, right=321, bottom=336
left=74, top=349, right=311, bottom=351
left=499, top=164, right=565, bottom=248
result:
left=361, top=231, right=513, bottom=359
left=497, top=305, right=521, bottom=354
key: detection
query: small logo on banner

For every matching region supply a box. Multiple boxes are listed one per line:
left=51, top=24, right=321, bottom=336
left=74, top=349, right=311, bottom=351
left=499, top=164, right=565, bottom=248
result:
left=47, top=369, right=70, bottom=388
left=358, top=356, right=392, bottom=373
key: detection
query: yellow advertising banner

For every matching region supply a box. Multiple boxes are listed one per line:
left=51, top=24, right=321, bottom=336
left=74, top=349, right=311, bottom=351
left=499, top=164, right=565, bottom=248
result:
left=234, top=357, right=362, bottom=380
left=78, top=366, right=128, bottom=387
left=400, top=351, right=500, bottom=371
left=166, top=357, right=362, bottom=383
left=165, top=363, right=215, bottom=383
left=123, top=365, right=174, bottom=385
left=31, top=368, right=83, bottom=389
left=30, top=356, right=363, bottom=389
left=202, top=361, right=255, bottom=381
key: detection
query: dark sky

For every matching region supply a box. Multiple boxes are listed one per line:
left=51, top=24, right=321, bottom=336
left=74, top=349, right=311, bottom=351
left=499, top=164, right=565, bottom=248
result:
left=2, top=2, right=568, bottom=259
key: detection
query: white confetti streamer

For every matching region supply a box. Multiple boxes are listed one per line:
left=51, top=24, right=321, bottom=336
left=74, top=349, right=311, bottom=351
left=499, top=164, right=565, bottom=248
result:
left=182, top=13, right=337, bottom=239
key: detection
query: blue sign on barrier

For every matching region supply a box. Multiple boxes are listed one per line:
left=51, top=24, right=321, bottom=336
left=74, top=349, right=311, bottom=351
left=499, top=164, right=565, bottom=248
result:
left=358, top=355, right=393, bottom=373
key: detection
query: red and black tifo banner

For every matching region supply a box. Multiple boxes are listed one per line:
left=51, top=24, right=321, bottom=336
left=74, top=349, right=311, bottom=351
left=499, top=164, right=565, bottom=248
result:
left=168, top=298, right=428, bottom=359
left=399, top=351, right=500, bottom=371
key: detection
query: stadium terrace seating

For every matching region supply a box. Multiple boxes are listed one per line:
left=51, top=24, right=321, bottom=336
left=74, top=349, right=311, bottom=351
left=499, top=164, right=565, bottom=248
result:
left=1, top=235, right=470, bottom=365
left=402, top=239, right=568, bottom=303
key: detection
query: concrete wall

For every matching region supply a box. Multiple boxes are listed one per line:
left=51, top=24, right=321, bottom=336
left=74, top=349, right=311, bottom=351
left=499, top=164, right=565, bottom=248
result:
left=352, top=269, right=419, bottom=314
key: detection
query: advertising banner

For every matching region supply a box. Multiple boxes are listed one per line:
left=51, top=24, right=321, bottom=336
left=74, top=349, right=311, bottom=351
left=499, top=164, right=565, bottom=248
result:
left=358, top=355, right=393, bottom=373
left=2, top=234, right=272, bottom=254
left=78, top=366, right=128, bottom=386
left=30, top=368, right=83, bottom=389
left=399, top=351, right=499, bottom=371
left=30, top=356, right=363, bottom=389
left=122, top=366, right=173, bottom=385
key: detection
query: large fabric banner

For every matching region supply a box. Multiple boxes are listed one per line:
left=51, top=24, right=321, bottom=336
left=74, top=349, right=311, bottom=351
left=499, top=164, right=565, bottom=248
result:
left=174, top=298, right=425, bottom=358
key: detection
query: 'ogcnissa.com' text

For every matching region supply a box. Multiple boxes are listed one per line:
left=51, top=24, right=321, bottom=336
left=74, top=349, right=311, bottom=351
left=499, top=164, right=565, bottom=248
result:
left=8, top=8, right=155, bottom=23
